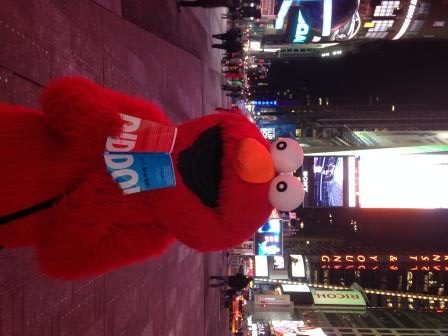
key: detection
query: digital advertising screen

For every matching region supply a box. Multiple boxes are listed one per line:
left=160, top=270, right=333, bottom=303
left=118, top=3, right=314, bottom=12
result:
left=258, top=122, right=297, bottom=141
left=358, top=154, right=448, bottom=208
left=298, top=156, right=347, bottom=208
left=273, top=256, right=285, bottom=270
left=255, top=219, right=283, bottom=256
left=275, top=0, right=361, bottom=44
left=272, top=320, right=326, bottom=336
left=255, top=255, right=269, bottom=277
left=290, top=254, right=306, bottom=278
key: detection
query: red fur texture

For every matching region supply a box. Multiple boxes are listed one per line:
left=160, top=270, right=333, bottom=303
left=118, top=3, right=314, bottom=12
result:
left=0, top=77, right=273, bottom=280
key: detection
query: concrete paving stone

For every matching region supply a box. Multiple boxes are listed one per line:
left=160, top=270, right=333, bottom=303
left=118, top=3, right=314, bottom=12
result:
left=0, top=248, right=40, bottom=293
left=57, top=293, right=96, bottom=336
left=12, top=75, right=44, bottom=108
left=92, top=0, right=122, bottom=16
left=105, top=287, right=137, bottom=336
left=12, top=289, right=25, bottom=336
left=32, top=0, right=72, bottom=52
left=0, top=0, right=37, bottom=35
left=50, top=47, right=103, bottom=84
left=104, top=264, right=144, bottom=304
left=22, top=275, right=72, bottom=327
left=103, top=55, right=140, bottom=95
left=202, top=63, right=226, bottom=114
left=83, top=318, right=105, bottom=336
left=0, top=292, right=13, bottom=336
left=50, top=0, right=105, bottom=44
left=0, top=66, right=14, bottom=103
left=70, top=27, right=105, bottom=76
left=140, top=320, right=153, bottom=336
left=127, top=49, right=147, bottom=86
left=71, top=276, right=105, bottom=319
left=0, top=17, right=52, bottom=85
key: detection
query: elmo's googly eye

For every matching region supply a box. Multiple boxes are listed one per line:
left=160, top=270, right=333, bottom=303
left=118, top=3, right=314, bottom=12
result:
left=268, top=175, right=305, bottom=211
left=270, top=138, right=304, bottom=173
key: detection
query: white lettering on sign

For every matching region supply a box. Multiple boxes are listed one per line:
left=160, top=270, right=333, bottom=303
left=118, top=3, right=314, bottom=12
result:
left=293, top=11, right=310, bottom=43
left=302, top=171, right=309, bottom=192
left=260, top=127, right=276, bottom=141
left=104, top=114, right=142, bottom=194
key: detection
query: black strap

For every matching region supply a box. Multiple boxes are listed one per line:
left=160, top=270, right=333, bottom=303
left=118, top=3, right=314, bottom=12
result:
left=0, top=195, right=63, bottom=225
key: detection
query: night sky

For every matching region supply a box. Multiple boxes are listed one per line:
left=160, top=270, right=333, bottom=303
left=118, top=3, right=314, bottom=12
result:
left=268, top=39, right=448, bottom=107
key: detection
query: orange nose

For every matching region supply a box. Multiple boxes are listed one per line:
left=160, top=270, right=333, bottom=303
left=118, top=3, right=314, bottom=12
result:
left=233, top=138, right=275, bottom=183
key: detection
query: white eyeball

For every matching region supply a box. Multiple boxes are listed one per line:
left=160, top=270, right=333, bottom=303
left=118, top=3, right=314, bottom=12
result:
left=268, top=175, right=305, bottom=211
left=270, top=138, right=304, bottom=173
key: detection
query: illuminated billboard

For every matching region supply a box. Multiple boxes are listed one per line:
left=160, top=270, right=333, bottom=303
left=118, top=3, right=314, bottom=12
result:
left=299, top=153, right=448, bottom=209
left=290, top=254, right=306, bottom=278
left=275, top=0, right=361, bottom=43
left=273, top=255, right=285, bottom=270
left=298, top=156, right=346, bottom=208
left=272, top=321, right=326, bottom=336
left=258, top=122, right=296, bottom=141
left=358, top=154, right=448, bottom=208
left=310, top=288, right=366, bottom=306
left=255, top=255, right=269, bottom=277
left=255, top=219, right=283, bottom=256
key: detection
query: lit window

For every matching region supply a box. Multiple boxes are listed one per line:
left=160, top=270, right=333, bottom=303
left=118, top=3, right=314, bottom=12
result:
left=374, top=1, right=400, bottom=17
left=433, top=21, right=446, bottom=27
left=365, top=31, right=388, bottom=38
left=369, top=20, right=394, bottom=32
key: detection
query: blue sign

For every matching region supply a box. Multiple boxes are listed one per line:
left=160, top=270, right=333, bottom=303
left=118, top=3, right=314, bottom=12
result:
left=105, top=152, right=176, bottom=194
left=254, top=100, right=278, bottom=106
left=258, top=122, right=296, bottom=140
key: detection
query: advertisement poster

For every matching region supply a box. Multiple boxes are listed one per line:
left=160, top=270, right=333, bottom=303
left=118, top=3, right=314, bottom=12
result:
left=290, top=254, right=306, bottom=278
left=358, top=154, right=448, bottom=208
left=258, top=122, right=297, bottom=141
left=255, top=219, right=283, bottom=256
left=310, top=288, right=366, bottom=306
left=298, top=156, right=345, bottom=208
left=272, top=320, right=326, bottom=336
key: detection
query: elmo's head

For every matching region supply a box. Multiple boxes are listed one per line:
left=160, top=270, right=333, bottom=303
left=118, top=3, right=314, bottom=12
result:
left=154, top=112, right=304, bottom=251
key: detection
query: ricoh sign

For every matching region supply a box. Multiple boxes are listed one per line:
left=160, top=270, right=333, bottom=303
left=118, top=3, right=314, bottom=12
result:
left=311, top=288, right=366, bottom=306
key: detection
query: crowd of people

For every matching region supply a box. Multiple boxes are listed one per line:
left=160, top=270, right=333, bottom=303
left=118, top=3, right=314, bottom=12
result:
left=178, top=0, right=262, bottom=105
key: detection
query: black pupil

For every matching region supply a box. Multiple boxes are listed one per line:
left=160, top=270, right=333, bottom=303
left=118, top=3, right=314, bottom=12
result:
left=276, top=141, right=287, bottom=150
left=277, top=181, right=287, bottom=192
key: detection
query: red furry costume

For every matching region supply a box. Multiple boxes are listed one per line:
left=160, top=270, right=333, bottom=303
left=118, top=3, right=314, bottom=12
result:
left=0, top=77, right=303, bottom=279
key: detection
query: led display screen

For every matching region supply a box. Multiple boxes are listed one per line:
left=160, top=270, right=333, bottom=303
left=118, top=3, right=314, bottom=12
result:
left=272, top=321, right=326, bottom=336
left=358, top=154, right=448, bottom=208
left=255, top=255, right=269, bottom=277
left=299, top=156, right=345, bottom=208
left=290, top=254, right=306, bottom=277
left=273, top=256, right=285, bottom=270
left=255, top=219, right=283, bottom=256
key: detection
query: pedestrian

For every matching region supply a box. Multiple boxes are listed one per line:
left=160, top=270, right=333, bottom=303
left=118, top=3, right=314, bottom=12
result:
left=209, top=272, right=253, bottom=291
left=224, top=70, right=244, bottom=80
left=212, top=27, right=242, bottom=41
left=212, top=40, right=242, bottom=53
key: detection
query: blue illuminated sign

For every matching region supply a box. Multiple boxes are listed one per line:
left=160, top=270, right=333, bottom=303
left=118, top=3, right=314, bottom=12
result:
left=294, top=11, right=310, bottom=43
left=253, top=100, right=278, bottom=106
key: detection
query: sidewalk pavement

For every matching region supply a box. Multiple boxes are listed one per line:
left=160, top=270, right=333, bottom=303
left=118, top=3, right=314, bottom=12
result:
left=0, top=0, right=233, bottom=335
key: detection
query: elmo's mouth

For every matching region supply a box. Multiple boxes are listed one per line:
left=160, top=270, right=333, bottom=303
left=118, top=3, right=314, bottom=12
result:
left=177, top=126, right=223, bottom=208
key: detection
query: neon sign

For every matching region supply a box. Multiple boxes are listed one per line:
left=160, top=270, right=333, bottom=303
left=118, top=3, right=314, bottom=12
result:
left=319, top=254, right=448, bottom=271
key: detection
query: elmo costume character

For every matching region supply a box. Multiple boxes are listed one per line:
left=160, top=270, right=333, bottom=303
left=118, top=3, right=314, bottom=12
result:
left=0, top=77, right=305, bottom=279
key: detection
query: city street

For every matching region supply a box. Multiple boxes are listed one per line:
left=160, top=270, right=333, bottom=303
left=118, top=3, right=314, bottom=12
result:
left=0, top=0, right=232, bottom=335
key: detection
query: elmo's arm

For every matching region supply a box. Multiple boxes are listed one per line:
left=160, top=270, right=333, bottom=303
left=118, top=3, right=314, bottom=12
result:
left=40, top=77, right=170, bottom=147
left=34, top=173, right=174, bottom=280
